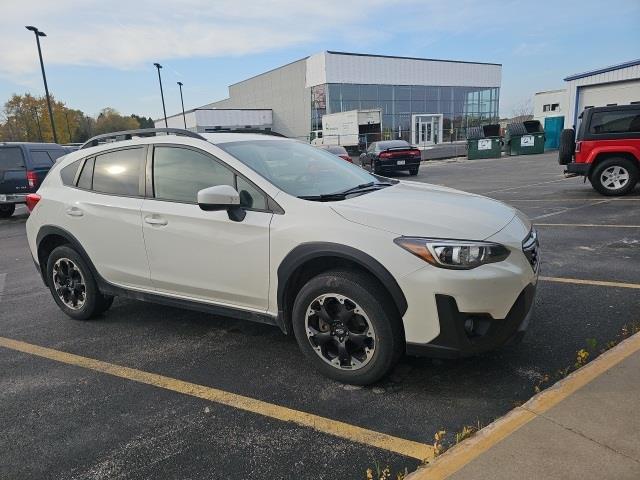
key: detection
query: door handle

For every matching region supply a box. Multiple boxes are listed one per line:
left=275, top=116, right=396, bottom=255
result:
left=65, top=207, right=83, bottom=217
left=144, top=216, right=168, bottom=226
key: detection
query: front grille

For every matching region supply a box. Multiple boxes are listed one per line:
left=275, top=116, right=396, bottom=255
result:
left=522, top=228, right=540, bottom=272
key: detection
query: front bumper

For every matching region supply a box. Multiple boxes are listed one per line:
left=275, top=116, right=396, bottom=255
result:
left=565, top=162, right=590, bottom=176
left=0, top=193, right=27, bottom=204
left=406, top=283, right=536, bottom=358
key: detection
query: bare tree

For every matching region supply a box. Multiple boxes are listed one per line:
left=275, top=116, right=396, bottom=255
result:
left=510, top=98, right=533, bottom=122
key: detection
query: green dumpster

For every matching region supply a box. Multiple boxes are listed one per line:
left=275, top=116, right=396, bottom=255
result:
left=505, top=120, right=545, bottom=155
left=466, top=124, right=502, bottom=159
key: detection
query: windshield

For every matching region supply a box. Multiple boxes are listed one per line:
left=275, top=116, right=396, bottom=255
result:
left=218, top=140, right=383, bottom=198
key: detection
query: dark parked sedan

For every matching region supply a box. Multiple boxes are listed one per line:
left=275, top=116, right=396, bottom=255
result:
left=359, top=140, right=421, bottom=175
left=314, top=144, right=353, bottom=162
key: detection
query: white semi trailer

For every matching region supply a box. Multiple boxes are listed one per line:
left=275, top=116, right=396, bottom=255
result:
left=312, top=109, right=382, bottom=152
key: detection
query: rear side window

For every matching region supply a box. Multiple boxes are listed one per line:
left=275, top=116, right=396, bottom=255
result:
left=60, top=160, right=82, bottom=185
left=0, top=147, right=25, bottom=169
left=92, top=148, right=145, bottom=196
left=77, top=158, right=94, bottom=190
left=31, top=151, right=54, bottom=168
left=153, top=146, right=234, bottom=203
left=590, top=109, right=640, bottom=134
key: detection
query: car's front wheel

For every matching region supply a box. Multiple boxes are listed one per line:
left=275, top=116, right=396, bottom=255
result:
left=590, top=158, right=639, bottom=196
left=46, top=245, right=114, bottom=320
left=292, top=270, right=403, bottom=385
left=0, top=204, right=15, bottom=218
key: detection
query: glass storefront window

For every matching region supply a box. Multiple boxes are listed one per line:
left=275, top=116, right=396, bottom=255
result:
left=341, top=84, right=359, bottom=100
left=411, top=86, right=426, bottom=101
left=360, top=85, right=378, bottom=100
left=378, top=85, right=393, bottom=100
left=395, top=86, right=411, bottom=101
left=312, top=83, right=500, bottom=142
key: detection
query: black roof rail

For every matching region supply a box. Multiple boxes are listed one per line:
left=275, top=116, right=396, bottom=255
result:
left=80, top=128, right=206, bottom=149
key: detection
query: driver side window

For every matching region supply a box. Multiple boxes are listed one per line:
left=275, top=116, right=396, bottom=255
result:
left=154, top=146, right=234, bottom=203
left=152, top=146, right=267, bottom=210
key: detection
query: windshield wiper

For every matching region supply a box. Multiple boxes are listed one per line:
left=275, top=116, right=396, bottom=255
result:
left=298, top=182, right=394, bottom=202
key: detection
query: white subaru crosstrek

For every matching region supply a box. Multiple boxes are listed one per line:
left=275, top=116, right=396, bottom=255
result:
left=26, top=129, right=539, bottom=385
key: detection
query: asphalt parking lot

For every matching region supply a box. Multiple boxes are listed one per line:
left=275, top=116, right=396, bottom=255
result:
left=1, top=151, right=639, bottom=479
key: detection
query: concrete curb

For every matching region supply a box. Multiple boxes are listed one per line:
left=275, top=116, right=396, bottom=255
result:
left=406, top=330, right=640, bottom=479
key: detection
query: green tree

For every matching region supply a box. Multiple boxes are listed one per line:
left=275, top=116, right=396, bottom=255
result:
left=94, top=108, right=139, bottom=134
left=130, top=114, right=155, bottom=129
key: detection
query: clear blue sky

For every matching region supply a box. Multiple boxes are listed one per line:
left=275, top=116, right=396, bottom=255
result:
left=1, top=0, right=638, bottom=120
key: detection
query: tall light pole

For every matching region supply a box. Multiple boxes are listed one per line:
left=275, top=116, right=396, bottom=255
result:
left=154, top=63, right=168, bottom=127
left=177, top=81, right=186, bottom=128
left=25, top=26, right=58, bottom=143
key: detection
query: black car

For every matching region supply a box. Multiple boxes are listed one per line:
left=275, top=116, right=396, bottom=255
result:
left=0, top=142, right=67, bottom=218
left=359, top=140, right=422, bottom=175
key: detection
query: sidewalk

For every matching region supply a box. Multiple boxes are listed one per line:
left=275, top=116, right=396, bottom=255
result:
left=409, top=333, right=640, bottom=480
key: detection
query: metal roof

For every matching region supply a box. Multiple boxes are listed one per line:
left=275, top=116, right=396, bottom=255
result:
left=326, top=51, right=501, bottom=67
left=564, top=59, right=640, bottom=81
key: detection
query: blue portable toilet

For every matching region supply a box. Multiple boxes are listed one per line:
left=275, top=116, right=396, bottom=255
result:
left=543, top=116, right=564, bottom=150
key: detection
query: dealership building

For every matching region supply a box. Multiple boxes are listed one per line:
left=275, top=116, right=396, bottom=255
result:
left=159, top=51, right=502, bottom=143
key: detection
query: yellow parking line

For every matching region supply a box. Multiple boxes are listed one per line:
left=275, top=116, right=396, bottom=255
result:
left=539, top=276, right=640, bottom=290
left=0, top=336, right=433, bottom=461
left=408, top=332, right=640, bottom=479
left=504, top=198, right=640, bottom=202
left=535, top=223, right=640, bottom=228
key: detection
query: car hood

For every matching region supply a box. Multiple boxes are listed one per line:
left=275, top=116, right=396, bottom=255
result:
left=331, top=181, right=517, bottom=240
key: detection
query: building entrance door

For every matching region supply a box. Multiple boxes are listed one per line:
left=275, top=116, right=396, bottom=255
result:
left=412, top=114, right=443, bottom=147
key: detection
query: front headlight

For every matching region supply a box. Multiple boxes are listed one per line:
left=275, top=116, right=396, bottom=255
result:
left=394, top=237, right=510, bottom=270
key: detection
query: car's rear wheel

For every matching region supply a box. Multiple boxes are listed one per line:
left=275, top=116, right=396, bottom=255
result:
left=46, top=245, right=113, bottom=320
left=292, top=270, right=403, bottom=385
left=409, top=167, right=419, bottom=176
left=0, top=204, right=15, bottom=218
left=590, top=158, right=639, bottom=196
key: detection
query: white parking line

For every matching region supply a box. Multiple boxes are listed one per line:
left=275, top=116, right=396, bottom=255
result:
left=480, top=178, right=569, bottom=195
left=531, top=200, right=611, bottom=220
left=0, top=274, right=6, bottom=302
left=535, top=223, right=640, bottom=228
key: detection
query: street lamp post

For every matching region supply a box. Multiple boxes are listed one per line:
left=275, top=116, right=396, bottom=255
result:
left=177, top=81, right=186, bottom=128
left=25, top=26, right=58, bottom=143
left=154, top=63, right=168, bottom=127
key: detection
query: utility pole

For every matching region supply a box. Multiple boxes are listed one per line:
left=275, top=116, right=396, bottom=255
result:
left=154, top=63, right=168, bottom=127
left=25, top=26, right=58, bottom=143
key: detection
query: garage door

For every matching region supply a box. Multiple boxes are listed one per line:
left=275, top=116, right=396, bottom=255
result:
left=578, top=79, right=640, bottom=111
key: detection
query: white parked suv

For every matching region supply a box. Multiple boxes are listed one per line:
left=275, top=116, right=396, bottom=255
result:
left=26, top=129, right=539, bottom=385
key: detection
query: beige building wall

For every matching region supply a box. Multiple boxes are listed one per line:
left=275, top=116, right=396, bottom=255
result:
left=206, top=59, right=311, bottom=139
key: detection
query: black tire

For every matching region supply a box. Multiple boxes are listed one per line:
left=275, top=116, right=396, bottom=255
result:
left=372, top=161, right=381, bottom=175
left=409, top=167, right=419, bottom=176
left=292, top=269, right=404, bottom=385
left=0, top=204, right=15, bottom=218
left=589, top=157, right=639, bottom=196
left=558, top=129, right=575, bottom=165
left=46, top=245, right=110, bottom=320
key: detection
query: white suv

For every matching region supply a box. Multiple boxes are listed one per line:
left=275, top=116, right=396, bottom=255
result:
left=26, top=129, right=539, bottom=385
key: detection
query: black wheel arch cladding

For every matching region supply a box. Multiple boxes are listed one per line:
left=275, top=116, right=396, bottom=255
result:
left=277, top=242, right=408, bottom=332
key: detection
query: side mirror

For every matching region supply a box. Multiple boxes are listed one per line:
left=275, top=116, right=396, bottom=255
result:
left=197, top=185, right=246, bottom=222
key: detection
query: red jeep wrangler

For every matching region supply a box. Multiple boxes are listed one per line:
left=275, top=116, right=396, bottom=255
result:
left=559, top=104, right=640, bottom=196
